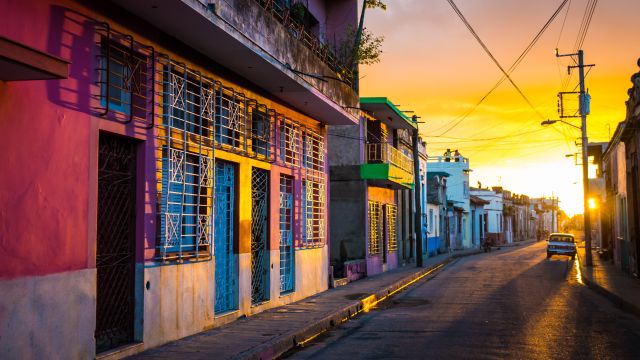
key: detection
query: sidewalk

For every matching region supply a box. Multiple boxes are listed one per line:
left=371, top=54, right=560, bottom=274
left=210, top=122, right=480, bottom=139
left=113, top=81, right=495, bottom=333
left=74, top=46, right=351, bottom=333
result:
left=576, top=245, right=640, bottom=317
left=130, top=248, right=481, bottom=360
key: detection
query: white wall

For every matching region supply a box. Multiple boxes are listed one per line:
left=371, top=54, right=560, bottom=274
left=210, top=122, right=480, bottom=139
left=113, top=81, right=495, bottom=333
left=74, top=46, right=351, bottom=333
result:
left=0, top=269, right=96, bottom=360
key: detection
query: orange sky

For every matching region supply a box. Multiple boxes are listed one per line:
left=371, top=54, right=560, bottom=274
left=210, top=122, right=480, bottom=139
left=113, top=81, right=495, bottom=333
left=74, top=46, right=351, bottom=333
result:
left=360, top=0, right=640, bottom=215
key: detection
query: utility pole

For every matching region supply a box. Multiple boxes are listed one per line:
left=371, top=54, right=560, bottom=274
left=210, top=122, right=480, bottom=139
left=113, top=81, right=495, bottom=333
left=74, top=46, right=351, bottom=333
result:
left=412, top=121, right=424, bottom=267
left=556, top=48, right=593, bottom=266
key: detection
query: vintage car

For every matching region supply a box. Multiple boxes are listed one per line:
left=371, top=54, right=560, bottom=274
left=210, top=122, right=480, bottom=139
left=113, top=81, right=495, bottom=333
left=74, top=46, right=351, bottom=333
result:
left=547, top=233, right=577, bottom=259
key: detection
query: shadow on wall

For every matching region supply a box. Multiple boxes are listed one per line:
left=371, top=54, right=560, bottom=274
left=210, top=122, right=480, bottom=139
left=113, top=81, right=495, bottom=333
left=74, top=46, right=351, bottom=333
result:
left=46, top=5, right=154, bottom=133
left=46, top=5, right=95, bottom=115
left=45, top=5, right=158, bottom=262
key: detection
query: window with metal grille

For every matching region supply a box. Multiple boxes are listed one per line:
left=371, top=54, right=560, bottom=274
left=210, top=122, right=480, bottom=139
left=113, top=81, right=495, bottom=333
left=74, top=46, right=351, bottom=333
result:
left=301, top=179, right=325, bottom=248
left=386, top=204, right=398, bottom=252
left=279, top=117, right=301, bottom=167
left=302, top=129, right=325, bottom=172
left=279, top=175, right=295, bottom=293
left=250, top=104, right=274, bottom=160
left=368, top=201, right=382, bottom=254
left=215, top=86, right=246, bottom=151
left=96, top=28, right=152, bottom=122
left=157, top=58, right=214, bottom=261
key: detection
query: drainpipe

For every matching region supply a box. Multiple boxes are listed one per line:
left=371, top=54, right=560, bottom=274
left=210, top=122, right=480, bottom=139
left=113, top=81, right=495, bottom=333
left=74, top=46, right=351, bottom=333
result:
left=412, top=127, right=424, bottom=267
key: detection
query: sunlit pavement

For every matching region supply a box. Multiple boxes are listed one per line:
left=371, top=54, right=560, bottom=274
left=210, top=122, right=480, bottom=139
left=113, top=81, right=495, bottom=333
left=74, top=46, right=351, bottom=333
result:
left=285, top=242, right=640, bottom=359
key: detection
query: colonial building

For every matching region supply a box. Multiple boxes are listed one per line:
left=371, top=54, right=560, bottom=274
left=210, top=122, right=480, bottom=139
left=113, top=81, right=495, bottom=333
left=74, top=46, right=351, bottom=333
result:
left=328, top=97, right=417, bottom=281
left=603, top=121, right=631, bottom=271
left=427, top=171, right=449, bottom=255
left=428, top=151, right=473, bottom=249
left=0, top=0, right=359, bottom=357
left=603, top=58, right=640, bottom=275
left=470, top=187, right=504, bottom=244
left=470, top=195, right=489, bottom=246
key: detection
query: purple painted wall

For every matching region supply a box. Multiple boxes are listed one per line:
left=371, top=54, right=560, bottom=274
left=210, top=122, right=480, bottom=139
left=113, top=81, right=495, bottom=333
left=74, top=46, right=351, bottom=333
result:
left=0, top=0, right=158, bottom=278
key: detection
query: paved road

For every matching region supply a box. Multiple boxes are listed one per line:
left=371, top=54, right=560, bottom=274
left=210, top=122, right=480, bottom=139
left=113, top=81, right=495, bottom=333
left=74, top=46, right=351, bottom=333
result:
left=285, top=242, right=640, bottom=359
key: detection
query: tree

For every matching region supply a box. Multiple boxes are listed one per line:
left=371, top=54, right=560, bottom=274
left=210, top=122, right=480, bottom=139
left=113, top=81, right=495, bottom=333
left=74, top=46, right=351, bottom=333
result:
left=348, top=0, right=386, bottom=89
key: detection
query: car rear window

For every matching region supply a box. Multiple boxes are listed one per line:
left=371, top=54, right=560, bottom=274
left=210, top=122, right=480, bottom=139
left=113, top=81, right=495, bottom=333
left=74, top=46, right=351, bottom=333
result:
left=550, top=235, right=574, bottom=243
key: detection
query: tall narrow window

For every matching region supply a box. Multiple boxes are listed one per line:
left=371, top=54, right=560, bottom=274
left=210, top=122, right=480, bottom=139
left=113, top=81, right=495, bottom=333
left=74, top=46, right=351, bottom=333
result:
left=250, top=106, right=273, bottom=159
left=301, top=179, right=325, bottom=248
left=386, top=204, right=397, bottom=252
left=368, top=201, right=382, bottom=254
left=215, top=87, right=246, bottom=150
left=157, top=61, right=214, bottom=261
left=279, top=118, right=300, bottom=167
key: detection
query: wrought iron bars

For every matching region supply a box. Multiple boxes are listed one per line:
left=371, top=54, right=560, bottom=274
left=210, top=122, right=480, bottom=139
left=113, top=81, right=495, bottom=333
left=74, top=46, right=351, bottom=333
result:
left=251, top=168, right=270, bottom=304
left=279, top=175, right=295, bottom=293
left=368, top=201, right=382, bottom=255
left=386, top=204, right=398, bottom=252
left=156, top=57, right=214, bottom=261
left=95, top=23, right=154, bottom=127
left=278, top=116, right=301, bottom=168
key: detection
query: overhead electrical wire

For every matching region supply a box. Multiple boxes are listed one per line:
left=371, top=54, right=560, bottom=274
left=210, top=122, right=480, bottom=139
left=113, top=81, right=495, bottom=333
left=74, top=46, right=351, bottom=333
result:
left=573, top=0, right=598, bottom=51
left=431, top=0, right=569, bottom=137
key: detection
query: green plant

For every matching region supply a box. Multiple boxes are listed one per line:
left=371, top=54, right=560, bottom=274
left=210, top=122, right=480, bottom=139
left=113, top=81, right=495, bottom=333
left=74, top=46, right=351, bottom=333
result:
left=338, top=26, right=384, bottom=66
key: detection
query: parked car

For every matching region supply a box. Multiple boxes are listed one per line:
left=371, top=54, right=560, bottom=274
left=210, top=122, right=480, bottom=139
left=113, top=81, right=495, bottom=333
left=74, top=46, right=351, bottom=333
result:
left=547, top=233, right=576, bottom=259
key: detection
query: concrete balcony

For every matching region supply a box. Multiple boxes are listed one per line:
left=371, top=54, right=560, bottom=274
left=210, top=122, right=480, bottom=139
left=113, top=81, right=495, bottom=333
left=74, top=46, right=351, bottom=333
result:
left=110, top=0, right=359, bottom=125
left=361, top=143, right=414, bottom=189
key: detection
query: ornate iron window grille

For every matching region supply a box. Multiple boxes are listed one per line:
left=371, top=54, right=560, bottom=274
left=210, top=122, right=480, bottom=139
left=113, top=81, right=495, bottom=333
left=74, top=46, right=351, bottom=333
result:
left=368, top=201, right=382, bottom=255
left=248, top=102, right=276, bottom=161
left=95, top=23, right=155, bottom=128
left=386, top=204, right=398, bottom=252
left=215, top=85, right=248, bottom=153
left=156, top=56, right=215, bottom=262
left=278, top=116, right=301, bottom=168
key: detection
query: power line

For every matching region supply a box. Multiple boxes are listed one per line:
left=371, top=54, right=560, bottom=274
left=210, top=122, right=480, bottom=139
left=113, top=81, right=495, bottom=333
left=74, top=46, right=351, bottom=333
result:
left=556, top=0, right=573, bottom=47
left=574, top=0, right=598, bottom=51
left=435, top=0, right=568, bottom=137
left=427, top=127, right=548, bottom=142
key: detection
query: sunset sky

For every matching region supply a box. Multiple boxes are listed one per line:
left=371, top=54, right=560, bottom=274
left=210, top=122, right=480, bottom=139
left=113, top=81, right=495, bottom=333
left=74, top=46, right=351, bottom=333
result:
left=360, top=0, right=640, bottom=215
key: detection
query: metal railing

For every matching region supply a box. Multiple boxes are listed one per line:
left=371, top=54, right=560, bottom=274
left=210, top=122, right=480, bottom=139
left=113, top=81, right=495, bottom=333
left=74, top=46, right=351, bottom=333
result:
left=366, top=143, right=413, bottom=175
left=254, top=0, right=354, bottom=88
left=427, top=155, right=469, bottom=164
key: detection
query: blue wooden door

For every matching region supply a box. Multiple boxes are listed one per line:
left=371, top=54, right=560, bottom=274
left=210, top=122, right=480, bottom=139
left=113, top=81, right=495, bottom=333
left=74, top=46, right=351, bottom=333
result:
left=214, top=160, right=237, bottom=313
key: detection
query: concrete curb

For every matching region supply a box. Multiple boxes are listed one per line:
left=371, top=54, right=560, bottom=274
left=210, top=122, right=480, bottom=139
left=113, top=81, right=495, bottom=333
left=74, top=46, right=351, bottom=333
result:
left=576, top=252, right=640, bottom=319
left=240, top=250, right=483, bottom=360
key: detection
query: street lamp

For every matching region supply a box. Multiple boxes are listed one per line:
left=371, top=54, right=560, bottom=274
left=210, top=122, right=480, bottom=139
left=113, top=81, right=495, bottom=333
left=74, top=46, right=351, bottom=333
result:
left=541, top=119, right=581, bottom=130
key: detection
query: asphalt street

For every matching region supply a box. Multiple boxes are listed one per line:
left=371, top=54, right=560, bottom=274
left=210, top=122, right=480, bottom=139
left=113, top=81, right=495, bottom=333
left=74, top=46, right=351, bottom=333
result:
left=285, top=242, right=640, bottom=360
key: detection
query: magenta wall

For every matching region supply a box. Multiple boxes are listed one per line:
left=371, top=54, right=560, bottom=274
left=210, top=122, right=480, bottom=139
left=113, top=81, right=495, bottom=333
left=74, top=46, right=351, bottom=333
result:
left=0, top=0, right=157, bottom=278
left=0, top=1, right=91, bottom=278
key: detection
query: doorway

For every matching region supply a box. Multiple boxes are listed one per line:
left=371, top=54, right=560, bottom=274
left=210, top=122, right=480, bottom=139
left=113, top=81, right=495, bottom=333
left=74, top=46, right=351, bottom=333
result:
left=95, top=133, right=137, bottom=353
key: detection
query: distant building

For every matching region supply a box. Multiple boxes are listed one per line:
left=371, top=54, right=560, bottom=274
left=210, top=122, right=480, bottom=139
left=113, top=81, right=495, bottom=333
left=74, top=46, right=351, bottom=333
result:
left=470, top=195, right=489, bottom=246
left=603, top=121, right=631, bottom=271
left=471, top=188, right=504, bottom=244
left=428, top=151, right=473, bottom=249
left=427, top=172, right=450, bottom=254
